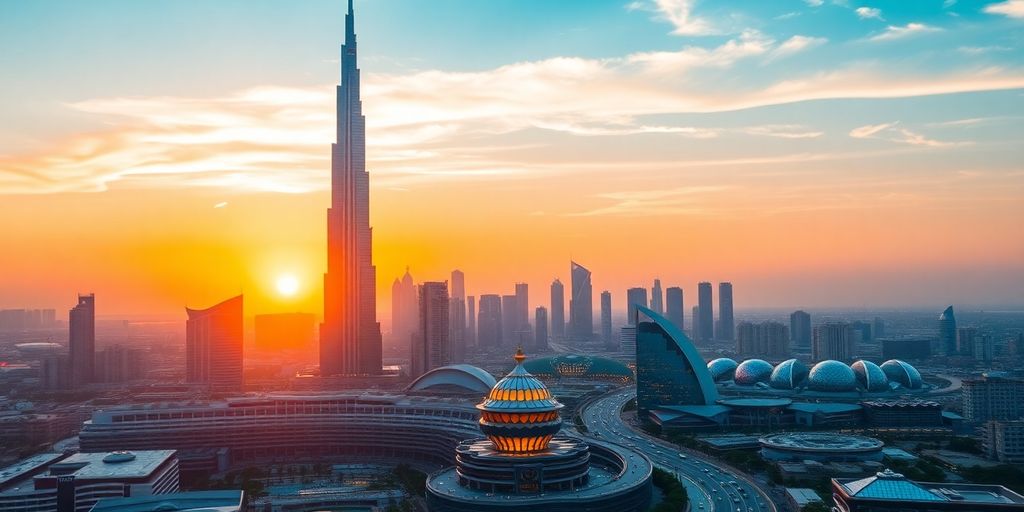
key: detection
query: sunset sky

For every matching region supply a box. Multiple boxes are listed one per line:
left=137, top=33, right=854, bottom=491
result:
left=1, top=0, right=1023, bottom=322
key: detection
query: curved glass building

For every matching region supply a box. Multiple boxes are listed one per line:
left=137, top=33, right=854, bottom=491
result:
left=851, top=360, right=889, bottom=392
left=734, top=359, right=773, bottom=386
left=707, top=358, right=738, bottom=382
left=407, top=364, right=497, bottom=394
left=769, top=359, right=809, bottom=390
left=807, top=360, right=858, bottom=392
left=880, top=359, right=923, bottom=389
left=635, top=305, right=718, bottom=415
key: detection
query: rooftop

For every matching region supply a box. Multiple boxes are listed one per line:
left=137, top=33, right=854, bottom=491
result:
left=0, top=452, right=66, bottom=489
left=90, top=490, right=244, bottom=512
left=838, top=469, right=1024, bottom=504
left=40, top=450, right=176, bottom=480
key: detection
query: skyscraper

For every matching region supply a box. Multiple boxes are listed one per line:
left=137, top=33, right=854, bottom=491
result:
left=467, top=296, right=476, bottom=347
left=68, top=293, right=95, bottom=387
left=186, top=295, right=243, bottom=391
left=412, top=282, right=449, bottom=378
left=626, top=287, right=648, bottom=325
left=813, top=322, right=855, bottom=362
left=600, top=290, right=612, bottom=345
left=691, top=305, right=700, bottom=339
left=391, top=268, right=417, bottom=347
left=569, top=261, right=593, bottom=340
left=550, top=279, right=565, bottom=340
left=650, top=279, right=663, bottom=315
left=697, top=282, right=714, bottom=343
left=717, top=282, right=734, bottom=341
left=501, top=294, right=519, bottom=346
left=665, top=287, right=684, bottom=332
left=477, top=295, right=502, bottom=347
left=450, top=270, right=466, bottom=356
left=450, top=270, right=466, bottom=301
left=515, top=282, right=529, bottom=333
left=790, top=310, right=811, bottom=349
left=321, top=0, right=382, bottom=376
left=939, top=305, right=957, bottom=356
left=535, top=307, right=548, bottom=351
left=736, top=321, right=790, bottom=359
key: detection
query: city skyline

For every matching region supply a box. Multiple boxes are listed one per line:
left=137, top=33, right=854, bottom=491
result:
left=2, top=0, right=1024, bottom=319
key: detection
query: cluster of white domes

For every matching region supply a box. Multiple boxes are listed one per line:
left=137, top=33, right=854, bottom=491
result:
left=706, top=358, right=923, bottom=392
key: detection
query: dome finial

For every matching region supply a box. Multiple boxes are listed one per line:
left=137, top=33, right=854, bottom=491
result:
left=514, top=346, right=526, bottom=364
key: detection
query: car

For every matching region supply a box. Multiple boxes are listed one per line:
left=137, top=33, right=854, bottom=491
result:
left=678, top=453, right=688, bottom=459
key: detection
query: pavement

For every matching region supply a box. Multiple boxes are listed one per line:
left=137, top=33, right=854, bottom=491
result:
left=579, top=386, right=778, bottom=512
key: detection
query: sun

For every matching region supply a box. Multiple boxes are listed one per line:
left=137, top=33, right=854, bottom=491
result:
left=275, top=274, right=300, bottom=297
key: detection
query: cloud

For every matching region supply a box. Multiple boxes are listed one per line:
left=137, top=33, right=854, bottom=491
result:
left=629, top=30, right=773, bottom=73
left=849, top=122, right=897, bottom=139
left=849, top=122, right=960, bottom=147
left=805, top=0, right=824, bottom=6
left=869, top=23, right=941, bottom=41
left=984, top=0, right=1024, bottom=18
left=775, top=11, right=801, bottom=20
left=569, top=185, right=731, bottom=217
left=770, top=35, right=828, bottom=59
left=633, top=0, right=717, bottom=35
left=855, top=7, right=884, bottom=20
left=744, top=125, right=824, bottom=139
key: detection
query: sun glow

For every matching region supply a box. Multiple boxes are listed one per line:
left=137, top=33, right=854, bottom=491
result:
left=275, top=274, right=300, bottom=297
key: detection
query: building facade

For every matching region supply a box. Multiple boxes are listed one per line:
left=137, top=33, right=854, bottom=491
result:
left=939, top=305, right=957, bottom=357
left=635, top=306, right=718, bottom=416
left=625, top=287, right=647, bottom=326
left=813, top=322, right=855, bottom=362
left=790, top=310, right=811, bottom=350
left=550, top=279, right=565, bottom=340
left=569, top=262, right=593, bottom=340
left=697, top=282, right=713, bottom=343
left=478, top=294, right=502, bottom=347
left=665, top=287, right=684, bottom=333
left=185, top=295, right=243, bottom=391
left=650, top=279, right=663, bottom=315
left=411, top=282, right=449, bottom=378
left=963, top=373, right=1024, bottom=423
left=717, top=282, right=734, bottom=341
left=68, top=294, right=95, bottom=387
left=535, top=307, right=548, bottom=351
left=600, top=291, right=612, bottom=346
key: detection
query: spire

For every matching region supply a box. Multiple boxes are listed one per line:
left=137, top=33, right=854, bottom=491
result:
left=514, top=346, right=526, bottom=365
left=345, top=0, right=356, bottom=47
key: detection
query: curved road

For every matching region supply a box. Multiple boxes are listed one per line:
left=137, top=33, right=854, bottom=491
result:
left=581, top=386, right=776, bottom=512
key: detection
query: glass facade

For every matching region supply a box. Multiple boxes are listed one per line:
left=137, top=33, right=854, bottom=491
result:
left=635, top=306, right=717, bottom=415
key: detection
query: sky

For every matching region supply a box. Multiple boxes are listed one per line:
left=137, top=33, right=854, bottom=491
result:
left=1, top=0, right=1023, bottom=323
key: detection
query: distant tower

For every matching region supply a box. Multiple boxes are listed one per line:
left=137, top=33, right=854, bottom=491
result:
left=550, top=279, right=565, bottom=340
left=515, top=282, right=530, bottom=333
left=449, top=296, right=466, bottom=362
left=477, top=295, right=502, bottom=347
left=626, top=287, right=648, bottom=325
left=321, top=0, right=382, bottom=376
left=450, top=270, right=466, bottom=301
left=692, top=305, right=701, bottom=339
left=697, top=282, right=714, bottom=343
left=651, top=279, right=663, bottom=316
left=813, top=322, right=855, bottom=362
left=717, top=282, right=734, bottom=342
left=466, top=296, right=477, bottom=347
left=665, top=287, right=684, bottom=332
left=501, top=294, right=519, bottom=346
left=790, top=310, right=811, bottom=349
left=391, top=268, right=417, bottom=348
left=569, top=262, right=593, bottom=340
left=939, top=306, right=957, bottom=356
left=186, top=295, right=243, bottom=391
left=412, top=282, right=449, bottom=378
left=535, top=307, right=548, bottom=351
left=69, top=294, right=96, bottom=387
left=600, top=291, right=612, bottom=346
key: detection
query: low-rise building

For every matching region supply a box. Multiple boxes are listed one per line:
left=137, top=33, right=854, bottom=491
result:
left=984, top=420, right=1024, bottom=464
left=833, top=469, right=1024, bottom=511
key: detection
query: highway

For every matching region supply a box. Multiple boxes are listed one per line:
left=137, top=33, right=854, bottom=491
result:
left=580, top=386, right=777, bottom=512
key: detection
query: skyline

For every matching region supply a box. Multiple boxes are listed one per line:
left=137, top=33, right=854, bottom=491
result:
left=2, top=0, right=1024, bottom=318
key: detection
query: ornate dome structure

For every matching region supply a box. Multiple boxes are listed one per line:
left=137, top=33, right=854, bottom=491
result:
left=707, top=358, right=739, bottom=382
left=880, top=359, right=923, bottom=389
left=769, top=359, right=809, bottom=389
left=477, top=348, right=565, bottom=453
left=734, top=359, right=774, bottom=386
left=807, top=360, right=858, bottom=392
left=851, top=360, right=889, bottom=392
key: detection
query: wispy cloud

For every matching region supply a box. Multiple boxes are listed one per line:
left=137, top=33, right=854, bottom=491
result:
left=743, top=125, right=824, bottom=139
left=631, top=0, right=717, bottom=35
left=770, top=35, right=828, bottom=59
left=984, top=0, right=1024, bottom=18
left=869, top=23, right=941, bottom=41
left=849, top=122, right=897, bottom=139
left=855, top=7, right=884, bottom=20
left=805, top=0, right=825, bottom=7
left=849, top=121, right=961, bottom=147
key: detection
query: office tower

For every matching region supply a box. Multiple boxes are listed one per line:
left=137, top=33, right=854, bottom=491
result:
left=665, top=287, right=684, bottom=332
left=635, top=306, right=717, bottom=416
left=812, top=322, right=855, bottom=362
left=550, top=279, right=565, bottom=340
left=881, top=337, right=931, bottom=360
left=717, top=282, right=734, bottom=341
left=322, top=0, right=382, bottom=376
left=466, top=296, right=476, bottom=347
left=650, top=279, right=663, bottom=315
left=412, top=282, right=449, bottom=378
left=851, top=321, right=873, bottom=343
left=962, top=373, right=1024, bottom=422
left=872, top=316, right=885, bottom=338
left=501, top=295, right=519, bottom=346
left=984, top=420, right=1024, bottom=464
left=939, top=305, right=957, bottom=356
left=254, top=313, right=316, bottom=351
left=68, top=293, right=95, bottom=387
left=477, top=295, right=502, bottom=347
left=450, top=270, right=466, bottom=301
left=95, top=345, right=146, bottom=383
left=186, top=295, right=243, bottom=391
left=790, top=310, right=811, bottom=349
left=626, top=287, right=648, bottom=325
left=391, top=268, right=417, bottom=346
left=957, top=327, right=978, bottom=356
left=620, top=325, right=636, bottom=355
left=692, top=305, right=701, bottom=339
left=41, top=354, right=70, bottom=390
left=974, top=333, right=995, bottom=363
left=600, top=290, right=612, bottom=345
left=697, top=282, right=713, bottom=342
left=449, top=296, right=466, bottom=361
left=569, top=261, right=593, bottom=340
left=515, top=282, right=529, bottom=332
left=535, top=307, right=548, bottom=351
left=736, top=321, right=790, bottom=359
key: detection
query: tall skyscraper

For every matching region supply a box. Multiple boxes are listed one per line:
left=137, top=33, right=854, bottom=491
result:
left=691, top=305, right=701, bottom=339
left=569, top=261, right=593, bottom=340
left=501, top=294, right=519, bottom=346
left=449, top=296, right=466, bottom=361
left=450, top=270, right=466, bottom=301
left=535, top=307, right=548, bottom=351
left=321, top=0, right=382, bottom=376
left=390, top=268, right=417, bottom=347
left=515, top=282, right=529, bottom=332
left=186, top=295, right=243, bottom=391
left=412, top=282, right=449, bottom=378
left=736, top=321, right=790, bottom=359
left=872, top=316, right=885, bottom=338
left=477, top=294, right=502, bottom=347
left=626, top=287, right=648, bottom=325
left=665, top=287, right=684, bottom=332
left=790, top=310, right=811, bottom=349
left=650, top=279, right=663, bottom=315
left=600, top=290, right=612, bottom=345
left=939, top=305, right=957, bottom=356
left=813, top=322, right=855, bottom=362
left=550, top=279, right=565, bottom=340
left=697, top=282, right=714, bottom=343
left=467, top=296, right=476, bottom=347
left=717, top=282, right=734, bottom=341
left=68, top=294, right=95, bottom=387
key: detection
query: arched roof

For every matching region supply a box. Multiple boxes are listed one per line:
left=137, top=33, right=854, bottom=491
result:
left=636, top=305, right=718, bottom=404
left=522, top=354, right=633, bottom=380
left=407, top=364, right=497, bottom=393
